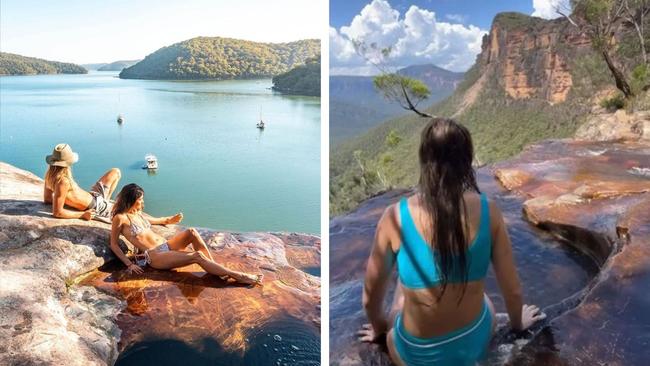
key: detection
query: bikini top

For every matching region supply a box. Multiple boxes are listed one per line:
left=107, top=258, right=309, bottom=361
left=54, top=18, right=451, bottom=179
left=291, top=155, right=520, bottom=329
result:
left=127, top=213, right=151, bottom=236
left=396, top=193, right=492, bottom=289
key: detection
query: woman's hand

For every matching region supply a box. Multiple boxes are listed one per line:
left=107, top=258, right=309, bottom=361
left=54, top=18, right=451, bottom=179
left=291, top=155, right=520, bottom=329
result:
left=127, top=263, right=144, bottom=275
left=166, top=213, right=183, bottom=225
left=519, top=304, right=546, bottom=330
left=357, top=323, right=386, bottom=343
left=81, top=209, right=95, bottom=221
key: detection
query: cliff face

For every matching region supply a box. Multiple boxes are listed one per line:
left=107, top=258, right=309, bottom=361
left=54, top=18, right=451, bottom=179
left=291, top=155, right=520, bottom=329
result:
left=0, top=162, right=320, bottom=365
left=477, top=13, right=592, bottom=105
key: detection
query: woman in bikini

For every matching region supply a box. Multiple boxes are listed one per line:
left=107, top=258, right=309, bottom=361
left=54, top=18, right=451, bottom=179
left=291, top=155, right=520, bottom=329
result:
left=358, top=118, right=545, bottom=365
left=109, top=183, right=263, bottom=285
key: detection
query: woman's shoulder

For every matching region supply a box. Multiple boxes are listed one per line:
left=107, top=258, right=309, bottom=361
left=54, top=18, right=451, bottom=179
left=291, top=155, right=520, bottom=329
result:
left=112, top=213, right=128, bottom=225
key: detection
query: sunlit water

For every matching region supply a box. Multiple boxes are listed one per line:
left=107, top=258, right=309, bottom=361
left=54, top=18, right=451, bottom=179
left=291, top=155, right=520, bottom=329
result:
left=0, top=72, right=320, bottom=234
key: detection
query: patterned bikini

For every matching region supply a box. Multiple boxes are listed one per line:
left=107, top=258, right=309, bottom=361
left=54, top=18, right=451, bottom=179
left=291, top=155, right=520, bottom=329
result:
left=128, top=212, right=170, bottom=266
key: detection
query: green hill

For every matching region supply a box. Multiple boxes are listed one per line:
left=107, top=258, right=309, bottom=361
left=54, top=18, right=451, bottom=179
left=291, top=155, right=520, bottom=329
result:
left=82, top=63, right=108, bottom=70
left=272, top=56, right=320, bottom=96
left=98, top=60, right=140, bottom=71
left=120, top=37, right=320, bottom=80
left=330, top=11, right=643, bottom=215
left=0, top=52, right=87, bottom=75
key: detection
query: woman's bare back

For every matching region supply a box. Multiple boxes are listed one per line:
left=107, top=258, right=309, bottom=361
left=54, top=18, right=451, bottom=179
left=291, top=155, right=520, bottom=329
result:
left=386, top=192, right=491, bottom=337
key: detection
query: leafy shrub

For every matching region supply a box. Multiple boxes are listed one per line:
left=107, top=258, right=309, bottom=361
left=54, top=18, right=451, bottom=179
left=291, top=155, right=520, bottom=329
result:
left=600, top=94, right=626, bottom=111
left=385, top=130, right=402, bottom=147
left=631, top=64, right=649, bottom=94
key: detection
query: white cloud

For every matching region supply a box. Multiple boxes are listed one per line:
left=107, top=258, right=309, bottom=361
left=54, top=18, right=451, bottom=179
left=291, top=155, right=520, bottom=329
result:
left=445, top=14, right=467, bottom=23
left=531, top=0, right=571, bottom=19
left=329, top=0, right=487, bottom=75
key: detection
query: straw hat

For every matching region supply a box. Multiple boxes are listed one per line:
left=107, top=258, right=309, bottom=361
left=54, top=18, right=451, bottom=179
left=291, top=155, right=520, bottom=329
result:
left=45, top=143, right=79, bottom=167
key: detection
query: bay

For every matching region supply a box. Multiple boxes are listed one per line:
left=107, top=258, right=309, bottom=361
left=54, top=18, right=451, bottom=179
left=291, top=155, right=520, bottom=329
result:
left=0, top=71, right=320, bottom=234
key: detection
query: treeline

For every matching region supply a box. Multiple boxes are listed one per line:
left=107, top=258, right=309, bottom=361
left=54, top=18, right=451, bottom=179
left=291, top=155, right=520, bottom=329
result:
left=120, top=37, right=320, bottom=80
left=0, top=52, right=87, bottom=75
left=272, top=56, right=320, bottom=96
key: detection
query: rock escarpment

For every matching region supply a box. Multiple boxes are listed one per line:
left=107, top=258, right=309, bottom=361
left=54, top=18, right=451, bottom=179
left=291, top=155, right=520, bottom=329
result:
left=0, top=162, right=320, bottom=365
left=478, top=13, right=591, bottom=104
left=330, top=139, right=650, bottom=365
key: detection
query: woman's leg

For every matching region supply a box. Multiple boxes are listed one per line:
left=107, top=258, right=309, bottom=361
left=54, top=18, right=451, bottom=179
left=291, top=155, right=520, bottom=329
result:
left=149, top=250, right=262, bottom=285
left=387, top=330, right=408, bottom=366
left=96, top=168, right=121, bottom=198
left=166, top=228, right=215, bottom=261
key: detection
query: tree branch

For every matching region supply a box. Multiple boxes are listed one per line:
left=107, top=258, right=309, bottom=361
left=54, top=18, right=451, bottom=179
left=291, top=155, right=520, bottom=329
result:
left=400, top=83, right=432, bottom=118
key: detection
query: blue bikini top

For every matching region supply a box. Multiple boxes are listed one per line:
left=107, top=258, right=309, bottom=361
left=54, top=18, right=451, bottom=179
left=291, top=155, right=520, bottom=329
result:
left=396, top=193, right=492, bottom=289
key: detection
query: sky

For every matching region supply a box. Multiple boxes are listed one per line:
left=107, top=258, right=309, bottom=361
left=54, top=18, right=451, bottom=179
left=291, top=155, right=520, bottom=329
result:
left=330, top=0, right=570, bottom=75
left=0, top=0, right=324, bottom=64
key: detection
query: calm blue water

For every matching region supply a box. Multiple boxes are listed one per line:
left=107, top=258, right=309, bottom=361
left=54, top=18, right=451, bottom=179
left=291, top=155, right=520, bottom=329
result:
left=0, top=72, right=320, bottom=234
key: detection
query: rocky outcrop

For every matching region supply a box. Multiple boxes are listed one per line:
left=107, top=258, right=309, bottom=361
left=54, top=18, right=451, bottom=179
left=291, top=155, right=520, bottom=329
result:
left=575, top=109, right=650, bottom=142
left=478, top=13, right=591, bottom=104
left=0, top=162, right=320, bottom=365
left=0, top=163, right=123, bottom=366
left=493, top=140, right=650, bottom=365
left=330, top=140, right=650, bottom=365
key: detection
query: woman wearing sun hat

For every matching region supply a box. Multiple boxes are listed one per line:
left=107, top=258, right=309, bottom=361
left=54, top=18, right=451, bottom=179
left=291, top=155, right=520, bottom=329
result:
left=44, top=143, right=121, bottom=221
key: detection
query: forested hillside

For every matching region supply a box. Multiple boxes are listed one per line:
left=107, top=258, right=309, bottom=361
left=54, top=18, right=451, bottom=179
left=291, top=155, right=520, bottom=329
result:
left=272, top=56, right=320, bottom=96
left=98, top=60, right=140, bottom=71
left=0, top=53, right=87, bottom=75
left=120, top=37, right=320, bottom=80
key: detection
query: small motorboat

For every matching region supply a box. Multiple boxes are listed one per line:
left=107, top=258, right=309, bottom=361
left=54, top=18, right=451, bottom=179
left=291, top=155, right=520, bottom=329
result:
left=117, top=114, right=124, bottom=124
left=143, top=154, right=158, bottom=170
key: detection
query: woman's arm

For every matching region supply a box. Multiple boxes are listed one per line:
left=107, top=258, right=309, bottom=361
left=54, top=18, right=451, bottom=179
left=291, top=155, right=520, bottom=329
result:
left=490, top=201, right=545, bottom=331
left=142, top=212, right=183, bottom=225
left=110, top=215, right=143, bottom=274
left=362, top=206, right=397, bottom=336
left=44, top=185, right=53, bottom=204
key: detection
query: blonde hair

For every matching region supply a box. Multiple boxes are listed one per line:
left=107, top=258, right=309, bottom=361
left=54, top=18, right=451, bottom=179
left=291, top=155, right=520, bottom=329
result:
left=45, top=166, right=73, bottom=191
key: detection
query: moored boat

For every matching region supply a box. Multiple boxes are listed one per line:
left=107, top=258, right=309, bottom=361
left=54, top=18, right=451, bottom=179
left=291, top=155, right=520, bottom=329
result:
left=143, top=154, right=158, bottom=169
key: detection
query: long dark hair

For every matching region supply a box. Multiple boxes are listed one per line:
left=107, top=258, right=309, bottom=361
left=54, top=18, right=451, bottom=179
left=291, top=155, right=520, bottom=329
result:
left=418, top=117, right=480, bottom=301
left=112, top=183, right=144, bottom=217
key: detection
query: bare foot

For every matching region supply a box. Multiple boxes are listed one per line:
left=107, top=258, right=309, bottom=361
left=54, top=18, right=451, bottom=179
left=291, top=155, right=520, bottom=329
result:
left=237, top=273, right=264, bottom=286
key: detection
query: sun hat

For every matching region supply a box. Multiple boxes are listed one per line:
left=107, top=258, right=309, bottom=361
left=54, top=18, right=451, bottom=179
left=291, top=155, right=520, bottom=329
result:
left=45, top=143, right=79, bottom=167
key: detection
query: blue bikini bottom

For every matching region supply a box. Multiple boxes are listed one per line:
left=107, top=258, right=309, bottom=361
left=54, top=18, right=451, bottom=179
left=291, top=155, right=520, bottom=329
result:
left=393, top=300, right=492, bottom=366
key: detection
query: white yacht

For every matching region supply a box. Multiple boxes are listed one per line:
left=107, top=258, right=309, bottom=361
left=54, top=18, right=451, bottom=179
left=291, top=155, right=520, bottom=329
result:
left=143, top=154, right=158, bottom=170
left=256, top=107, right=266, bottom=129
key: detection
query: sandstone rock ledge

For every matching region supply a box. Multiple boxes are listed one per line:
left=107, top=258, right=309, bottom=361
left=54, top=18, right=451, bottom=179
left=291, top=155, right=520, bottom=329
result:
left=0, top=162, right=320, bottom=365
left=493, top=140, right=650, bottom=365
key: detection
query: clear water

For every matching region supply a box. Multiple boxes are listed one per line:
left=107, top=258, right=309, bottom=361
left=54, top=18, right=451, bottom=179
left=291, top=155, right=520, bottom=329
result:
left=115, top=316, right=320, bottom=365
left=0, top=72, right=320, bottom=234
